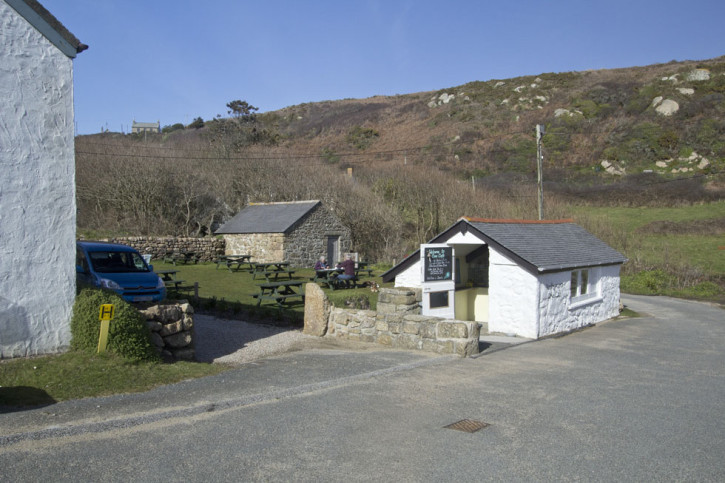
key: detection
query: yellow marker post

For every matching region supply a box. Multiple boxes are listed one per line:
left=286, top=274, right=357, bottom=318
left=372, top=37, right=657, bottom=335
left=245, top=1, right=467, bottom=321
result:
left=97, top=304, right=115, bottom=353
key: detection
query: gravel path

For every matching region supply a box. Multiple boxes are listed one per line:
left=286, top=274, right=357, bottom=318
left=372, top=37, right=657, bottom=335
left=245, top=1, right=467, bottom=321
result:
left=193, top=314, right=314, bottom=365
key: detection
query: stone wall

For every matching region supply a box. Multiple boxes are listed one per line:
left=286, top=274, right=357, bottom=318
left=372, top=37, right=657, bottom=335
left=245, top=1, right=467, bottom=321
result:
left=304, top=286, right=480, bottom=357
left=107, top=237, right=225, bottom=263
left=138, top=302, right=195, bottom=361
left=284, top=204, right=351, bottom=267
left=222, top=233, right=285, bottom=263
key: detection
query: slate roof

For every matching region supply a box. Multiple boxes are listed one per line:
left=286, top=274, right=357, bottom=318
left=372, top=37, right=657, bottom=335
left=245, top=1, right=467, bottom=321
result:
left=466, top=218, right=627, bottom=273
left=215, top=201, right=321, bottom=234
left=381, top=218, right=627, bottom=282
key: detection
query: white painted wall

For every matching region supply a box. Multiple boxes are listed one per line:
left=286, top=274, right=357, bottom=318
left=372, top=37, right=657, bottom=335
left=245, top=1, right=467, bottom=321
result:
left=395, top=259, right=422, bottom=288
left=488, top=248, right=540, bottom=338
left=0, top=2, right=77, bottom=357
left=538, top=265, right=621, bottom=337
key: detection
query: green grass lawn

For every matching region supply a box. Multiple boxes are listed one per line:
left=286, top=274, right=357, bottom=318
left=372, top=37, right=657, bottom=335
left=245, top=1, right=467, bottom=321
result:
left=571, top=201, right=725, bottom=302
left=572, top=201, right=725, bottom=273
left=576, top=200, right=725, bottom=232
left=157, top=261, right=389, bottom=322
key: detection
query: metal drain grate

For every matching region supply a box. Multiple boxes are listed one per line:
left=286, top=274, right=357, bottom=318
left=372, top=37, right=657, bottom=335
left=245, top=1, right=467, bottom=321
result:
left=444, top=419, right=490, bottom=433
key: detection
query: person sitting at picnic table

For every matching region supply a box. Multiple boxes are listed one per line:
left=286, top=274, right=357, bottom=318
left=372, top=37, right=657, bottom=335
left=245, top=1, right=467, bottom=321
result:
left=336, top=254, right=356, bottom=288
left=314, top=256, right=328, bottom=270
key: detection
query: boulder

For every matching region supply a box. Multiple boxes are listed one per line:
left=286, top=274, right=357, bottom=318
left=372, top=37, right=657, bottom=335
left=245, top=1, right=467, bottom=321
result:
left=686, top=69, right=710, bottom=81
left=655, top=99, right=679, bottom=116
left=303, top=283, right=331, bottom=336
left=163, top=331, right=192, bottom=349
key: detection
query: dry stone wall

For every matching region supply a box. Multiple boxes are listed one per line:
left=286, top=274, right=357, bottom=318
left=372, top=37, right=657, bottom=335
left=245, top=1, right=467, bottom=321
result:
left=106, top=237, right=225, bottom=263
left=222, top=233, right=285, bottom=263
left=304, top=286, right=479, bottom=357
left=138, top=302, right=195, bottom=361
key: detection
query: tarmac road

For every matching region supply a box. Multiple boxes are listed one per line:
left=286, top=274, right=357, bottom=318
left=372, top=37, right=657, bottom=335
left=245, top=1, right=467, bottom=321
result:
left=1, top=294, right=723, bottom=481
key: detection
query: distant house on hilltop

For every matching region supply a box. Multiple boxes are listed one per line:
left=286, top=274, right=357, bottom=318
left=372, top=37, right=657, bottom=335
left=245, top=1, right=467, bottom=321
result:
left=131, top=120, right=160, bottom=133
left=215, top=201, right=351, bottom=267
left=1, top=0, right=87, bottom=357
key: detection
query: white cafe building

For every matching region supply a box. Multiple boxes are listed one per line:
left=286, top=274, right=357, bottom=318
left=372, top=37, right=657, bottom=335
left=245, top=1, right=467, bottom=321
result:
left=381, top=218, right=627, bottom=339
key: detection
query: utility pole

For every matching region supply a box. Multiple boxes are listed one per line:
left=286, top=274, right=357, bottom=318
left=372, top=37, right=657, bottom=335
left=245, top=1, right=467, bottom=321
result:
left=536, top=124, right=545, bottom=220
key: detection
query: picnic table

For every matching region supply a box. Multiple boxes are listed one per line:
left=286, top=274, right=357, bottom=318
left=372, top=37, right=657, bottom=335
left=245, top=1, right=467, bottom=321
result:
left=313, top=267, right=344, bottom=289
left=252, top=280, right=305, bottom=308
left=215, top=254, right=253, bottom=272
left=156, top=269, right=198, bottom=298
left=156, top=269, right=186, bottom=291
left=251, top=262, right=296, bottom=282
left=355, top=262, right=374, bottom=278
left=163, top=251, right=199, bottom=265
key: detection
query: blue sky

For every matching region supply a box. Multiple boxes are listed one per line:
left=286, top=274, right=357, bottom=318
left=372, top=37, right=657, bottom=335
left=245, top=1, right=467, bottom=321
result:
left=41, top=0, right=725, bottom=135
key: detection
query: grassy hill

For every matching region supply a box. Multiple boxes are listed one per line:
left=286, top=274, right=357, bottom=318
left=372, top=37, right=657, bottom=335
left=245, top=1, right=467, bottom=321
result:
left=86, top=55, right=725, bottom=180
left=257, top=56, right=725, bottom=179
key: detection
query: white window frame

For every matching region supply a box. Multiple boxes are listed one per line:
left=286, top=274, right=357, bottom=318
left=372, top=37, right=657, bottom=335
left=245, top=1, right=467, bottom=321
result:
left=570, top=268, right=601, bottom=308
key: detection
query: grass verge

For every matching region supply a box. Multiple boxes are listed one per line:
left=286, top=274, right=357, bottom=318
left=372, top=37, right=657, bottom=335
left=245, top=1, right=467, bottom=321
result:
left=0, top=351, right=227, bottom=407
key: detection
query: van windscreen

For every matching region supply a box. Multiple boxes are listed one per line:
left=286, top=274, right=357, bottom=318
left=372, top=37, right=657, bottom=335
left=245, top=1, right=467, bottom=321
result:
left=89, top=251, right=149, bottom=273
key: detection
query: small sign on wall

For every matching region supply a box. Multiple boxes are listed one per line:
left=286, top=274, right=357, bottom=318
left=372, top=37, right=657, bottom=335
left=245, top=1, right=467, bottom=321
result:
left=424, top=246, right=453, bottom=282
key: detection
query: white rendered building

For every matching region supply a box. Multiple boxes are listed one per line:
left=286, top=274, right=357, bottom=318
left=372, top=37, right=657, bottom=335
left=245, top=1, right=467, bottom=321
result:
left=382, top=218, right=627, bottom=339
left=1, top=0, right=87, bottom=357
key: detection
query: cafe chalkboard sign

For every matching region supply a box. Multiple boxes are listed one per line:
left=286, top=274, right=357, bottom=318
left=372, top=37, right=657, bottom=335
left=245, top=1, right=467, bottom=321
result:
left=424, top=246, right=453, bottom=282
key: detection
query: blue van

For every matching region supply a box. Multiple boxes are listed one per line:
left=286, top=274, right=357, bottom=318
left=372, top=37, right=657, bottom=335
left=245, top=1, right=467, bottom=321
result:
left=76, top=241, right=166, bottom=303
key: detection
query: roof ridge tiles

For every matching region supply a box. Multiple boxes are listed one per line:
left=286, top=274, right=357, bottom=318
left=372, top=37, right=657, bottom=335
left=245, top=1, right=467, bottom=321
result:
left=249, top=200, right=320, bottom=206
left=462, top=217, right=575, bottom=224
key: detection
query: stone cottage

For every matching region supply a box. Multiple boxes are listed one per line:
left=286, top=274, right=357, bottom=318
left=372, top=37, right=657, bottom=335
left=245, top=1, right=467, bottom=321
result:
left=215, top=200, right=351, bottom=268
left=0, top=0, right=87, bottom=357
left=381, top=218, right=627, bottom=339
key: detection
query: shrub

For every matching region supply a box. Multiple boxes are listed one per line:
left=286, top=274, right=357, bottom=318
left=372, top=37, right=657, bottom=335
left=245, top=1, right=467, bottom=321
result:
left=71, top=289, right=159, bottom=362
left=188, top=117, right=205, bottom=129
left=681, top=281, right=724, bottom=299
left=346, top=126, right=379, bottom=150
left=162, top=123, right=184, bottom=134
left=620, top=269, right=675, bottom=294
left=321, top=146, right=340, bottom=163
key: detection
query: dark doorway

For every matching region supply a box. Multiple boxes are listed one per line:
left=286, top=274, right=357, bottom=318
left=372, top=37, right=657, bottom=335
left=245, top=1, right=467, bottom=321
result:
left=327, top=235, right=340, bottom=264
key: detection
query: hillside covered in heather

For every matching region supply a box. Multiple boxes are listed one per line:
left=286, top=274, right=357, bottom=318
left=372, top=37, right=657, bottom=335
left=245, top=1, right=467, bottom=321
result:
left=76, top=55, right=725, bottom=261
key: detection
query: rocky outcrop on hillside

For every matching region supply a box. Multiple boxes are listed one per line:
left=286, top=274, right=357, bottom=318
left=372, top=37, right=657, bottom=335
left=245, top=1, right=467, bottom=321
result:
left=260, top=59, right=725, bottom=180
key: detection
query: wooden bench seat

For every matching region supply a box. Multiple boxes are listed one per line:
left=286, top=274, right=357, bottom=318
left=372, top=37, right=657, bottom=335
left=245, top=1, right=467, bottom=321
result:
left=252, top=292, right=305, bottom=307
left=257, top=270, right=296, bottom=281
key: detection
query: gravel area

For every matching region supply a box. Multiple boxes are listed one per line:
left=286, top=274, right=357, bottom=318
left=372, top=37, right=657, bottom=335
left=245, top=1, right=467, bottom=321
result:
left=193, top=314, right=314, bottom=365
